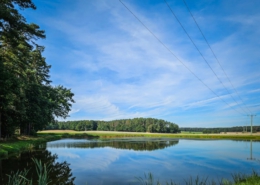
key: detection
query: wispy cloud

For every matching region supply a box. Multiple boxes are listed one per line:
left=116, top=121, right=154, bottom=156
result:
left=25, top=0, right=260, bottom=126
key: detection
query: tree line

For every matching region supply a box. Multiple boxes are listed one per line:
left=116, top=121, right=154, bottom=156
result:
left=180, top=126, right=260, bottom=133
left=0, top=0, right=74, bottom=138
left=47, top=118, right=180, bottom=133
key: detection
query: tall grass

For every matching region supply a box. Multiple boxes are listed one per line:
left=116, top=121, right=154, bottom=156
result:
left=137, top=172, right=260, bottom=185
left=6, top=158, right=52, bottom=185
left=6, top=168, right=260, bottom=185
left=6, top=169, right=32, bottom=185
left=32, top=158, right=52, bottom=185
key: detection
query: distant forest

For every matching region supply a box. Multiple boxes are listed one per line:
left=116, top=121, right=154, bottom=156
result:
left=47, top=118, right=180, bottom=133
left=46, top=118, right=260, bottom=134
left=181, top=126, right=260, bottom=133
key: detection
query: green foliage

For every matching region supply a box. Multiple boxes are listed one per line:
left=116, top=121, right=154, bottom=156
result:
left=181, top=126, right=260, bottom=133
left=4, top=156, right=75, bottom=185
left=137, top=172, right=161, bottom=185
left=52, top=118, right=180, bottom=133
left=0, top=0, right=74, bottom=138
left=137, top=172, right=260, bottom=185
left=6, top=169, right=32, bottom=185
left=32, top=158, right=52, bottom=185
left=6, top=158, right=50, bottom=185
left=232, top=171, right=260, bottom=185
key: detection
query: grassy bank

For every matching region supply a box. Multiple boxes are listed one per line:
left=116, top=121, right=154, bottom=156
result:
left=39, top=130, right=260, bottom=140
left=0, top=134, right=63, bottom=158
left=0, top=132, right=99, bottom=158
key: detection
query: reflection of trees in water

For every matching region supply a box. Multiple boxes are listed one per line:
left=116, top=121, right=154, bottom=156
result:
left=47, top=139, right=179, bottom=151
left=0, top=148, right=75, bottom=185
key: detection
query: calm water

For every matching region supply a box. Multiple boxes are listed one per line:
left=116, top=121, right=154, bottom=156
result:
left=1, top=138, right=260, bottom=185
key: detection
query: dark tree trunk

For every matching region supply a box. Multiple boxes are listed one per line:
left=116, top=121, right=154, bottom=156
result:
left=0, top=112, right=2, bottom=139
left=0, top=159, right=2, bottom=182
left=28, top=122, right=31, bottom=135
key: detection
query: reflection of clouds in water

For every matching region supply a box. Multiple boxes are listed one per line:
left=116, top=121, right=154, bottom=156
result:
left=49, top=147, right=126, bottom=171
left=175, top=140, right=250, bottom=160
left=46, top=139, right=260, bottom=185
left=58, top=152, right=80, bottom=159
left=130, top=145, right=248, bottom=177
left=44, top=139, right=260, bottom=184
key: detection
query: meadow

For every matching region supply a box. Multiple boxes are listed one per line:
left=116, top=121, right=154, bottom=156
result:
left=38, top=130, right=260, bottom=140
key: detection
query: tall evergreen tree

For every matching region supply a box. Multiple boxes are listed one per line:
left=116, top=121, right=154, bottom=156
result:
left=0, top=0, right=74, bottom=137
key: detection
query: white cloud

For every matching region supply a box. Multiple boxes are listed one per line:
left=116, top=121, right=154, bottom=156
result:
left=27, top=0, right=260, bottom=126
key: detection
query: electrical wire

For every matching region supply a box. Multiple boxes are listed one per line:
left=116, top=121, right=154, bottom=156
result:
left=182, top=0, right=253, bottom=115
left=164, top=0, right=250, bottom=115
left=119, top=0, right=246, bottom=116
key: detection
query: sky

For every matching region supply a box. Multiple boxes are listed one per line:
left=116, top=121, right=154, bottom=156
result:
left=22, top=0, right=260, bottom=127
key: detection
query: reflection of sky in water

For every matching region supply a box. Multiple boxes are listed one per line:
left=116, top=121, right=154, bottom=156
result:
left=47, top=139, right=260, bottom=185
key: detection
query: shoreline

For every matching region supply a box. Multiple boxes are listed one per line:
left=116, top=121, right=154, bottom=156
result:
left=1, top=130, right=260, bottom=159
left=39, top=130, right=260, bottom=139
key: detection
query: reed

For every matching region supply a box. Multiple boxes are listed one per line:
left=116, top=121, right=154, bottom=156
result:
left=5, top=166, right=260, bottom=185
left=6, top=169, right=32, bottom=185
left=6, top=158, right=52, bottom=185
left=32, top=158, right=52, bottom=185
left=137, top=172, right=260, bottom=185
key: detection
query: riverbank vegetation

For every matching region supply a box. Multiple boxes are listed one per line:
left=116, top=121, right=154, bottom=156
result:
left=137, top=172, right=260, bottom=185
left=1, top=131, right=260, bottom=159
left=4, top=160, right=260, bottom=185
left=38, top=130, right=260, bottom=140
left=4, top=156, right=75, bottom=185
left=0, top=0, right=74, bottom=138
left=0, top=134, right=64, bottom=158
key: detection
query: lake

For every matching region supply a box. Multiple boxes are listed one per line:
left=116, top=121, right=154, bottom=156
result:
left=1, top=138, right=260, bottom=185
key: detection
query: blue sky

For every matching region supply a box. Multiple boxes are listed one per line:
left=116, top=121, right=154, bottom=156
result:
left=22, top=0, right=260, bottom=127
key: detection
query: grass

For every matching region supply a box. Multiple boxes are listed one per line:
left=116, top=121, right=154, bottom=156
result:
left=181, top=131, right=203, bottom=134
left=137, top=172, right=260, bottom=185
left=6, top=158, right=53, bottom=185
left=0, top=132, right=100, bottom=158
left=0, top=134, right=62, bottom=158
left=39, top=130, right=260, bottom=140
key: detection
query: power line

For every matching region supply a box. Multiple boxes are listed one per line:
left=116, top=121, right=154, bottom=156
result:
left=119, top=0, right=246, bottom=116
left=182, top=0, right=253, bottom=115
left=164, top=0, right=250, bottom=115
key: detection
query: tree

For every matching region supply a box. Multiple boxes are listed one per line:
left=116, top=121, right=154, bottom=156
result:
left=0, top=0, right=74, bottom=137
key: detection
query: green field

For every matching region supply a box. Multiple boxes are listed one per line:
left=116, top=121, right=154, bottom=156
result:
left=181, top=131, right=203, bottom=134
left=38, top=130, right=260, bottom=140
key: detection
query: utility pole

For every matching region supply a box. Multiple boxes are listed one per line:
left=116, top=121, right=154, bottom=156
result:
left=247, top=115, right=256, bottom=134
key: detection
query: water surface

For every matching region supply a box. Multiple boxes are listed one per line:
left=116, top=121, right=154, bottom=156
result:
left=1, top=138, right=260, bottom=185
